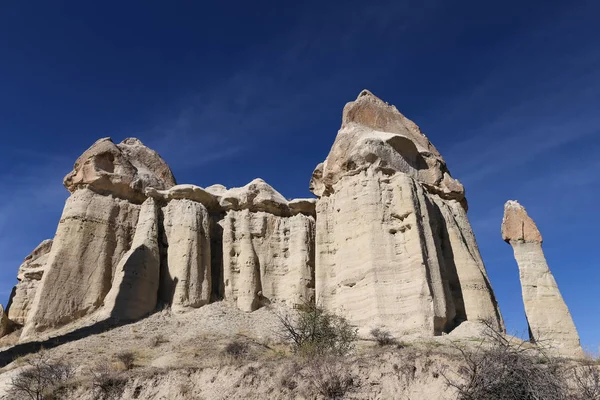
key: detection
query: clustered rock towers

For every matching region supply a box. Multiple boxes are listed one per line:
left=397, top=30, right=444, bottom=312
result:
left=0, top=91, right=582, bottom=355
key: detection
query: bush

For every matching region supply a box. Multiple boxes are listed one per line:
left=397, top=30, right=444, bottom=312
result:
left=571, top=363, right=600, bottom=400
left=115, top=351, right=135, bottom=370
left=8, top=351, right=74, bottom=400
left=370, top=328, right=396, bottom=346
left=223, top=341, right=249, bottom=359
left=90, top=362, right=127, bottom=400
left=277, top=302, right=357, bottom=358
left=443, top=320, right=568, bottom=400
left=307, top=358, right=355, bottom=399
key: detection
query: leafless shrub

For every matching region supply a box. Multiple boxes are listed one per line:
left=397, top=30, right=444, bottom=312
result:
left=277, top=302, right=357, bottom=358
left=149, top=334, right=169, bottom=348
left=370, top=327, right=397, bottom=346
left=571, top=363, right=600, bottom=400
left=223, top=340, right=249, bottom=359
left=115, top=351, right=135, bottom=370
left=90, top=362, right=127, bottom=400
left=442, top=320, right=568, bottom=400
left=307, top=357, right=355, bottom=399
left=8, top=351, right=74, bottom=400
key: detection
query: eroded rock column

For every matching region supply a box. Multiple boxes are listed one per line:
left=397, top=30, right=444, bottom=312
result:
left=502, top=200, right=583, bottom=357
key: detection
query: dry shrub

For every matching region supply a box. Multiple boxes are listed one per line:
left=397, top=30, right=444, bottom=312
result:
left=571, top=362, right=600, bottom=400
left=149, top=334, right=169, bottom=348
left=443, top=320, right=569, bottom=400
left=307, top=357, right=355, bottom=399
left=370, top=327, right=397, bottom=346
left=8, top=350, right=74, bottom=400
left=223, top=341, right=249, bottom=359
left=90, top=361, right=127, bottom=400
left=115, top=351, right=136, bottom=370
left=277, top=302, right=357, bottom=358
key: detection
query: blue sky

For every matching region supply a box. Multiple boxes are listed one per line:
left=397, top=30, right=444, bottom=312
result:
left=1, top=1, right=598, bottom=351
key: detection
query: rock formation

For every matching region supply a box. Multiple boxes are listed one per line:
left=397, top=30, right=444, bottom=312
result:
left=0, top=306, right=9, bottom=338
left=311, top=90, right=503, bottom=336
left=21, top=138, right=175, bottom=339
left=502, top=200, right=583, bottom=356
left=101, top=198, right=161, bottom=320
left=6, top=239, right=52, bottom=327
left=2, top=90, right=523, bottom=346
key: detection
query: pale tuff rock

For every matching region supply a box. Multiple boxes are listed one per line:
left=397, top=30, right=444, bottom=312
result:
left=0, top=306, right=9, bottom=338
left=160, top=199, right=212, bottom=311
left=22, top=189, right=140, bottom=339
left=101, top=198, right=160, bottom=320
left=221, top=209, right=315, bottom=311
left=63, top=137, right=175, bottom=203
left=6, top=239, right=53, bottom=326
left=288, top=198, right=317, bottom=217
left=502, top=201, right=583, bottom=356
left=501, top=200, right=543, bottom=243
left=310, top=90, right=464, bottom=203
left=147, top=180, right=316, bottom=217
left=312, top=90, right=502, bottom=336
left=146, top=184, right=220, bottom=212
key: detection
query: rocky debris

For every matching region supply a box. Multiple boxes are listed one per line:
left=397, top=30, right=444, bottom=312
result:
left=312, top=90, right=502, bottom=337
left=221, top=209, right=315, bottom=311
left=63, top=137, right=175, bottom=203
left=160, top=199, right=212, bottom=311
left=101, top=198, right=161, bottom=320
left=502, top=200, right=583, bottom=356
left=6, top=239, right=53, bottom=326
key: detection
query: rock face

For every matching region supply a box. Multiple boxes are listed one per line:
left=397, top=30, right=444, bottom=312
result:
left=8, top=91, right=518, bottom=345
left=6, top=239, right=53, bottom=327
left=21, top=138, right=175, bottom=339
left=502, top=200, right=583, bottom=356
left=0, top=306, right=9, bottom=338
left=311, top=90, right=503, bottom=336
left=160, top=199, right=212, bottom=311
left=101, top=198, right=161, bottom=320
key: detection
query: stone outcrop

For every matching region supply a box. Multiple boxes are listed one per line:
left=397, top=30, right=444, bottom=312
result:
left=64, top=137, right=176, bottom=203
left=502, top=200, right=583, bottom=356
left=6, top=239, right=52, bottom=327
left=160, top=199, right=212, bottom=311
left=311, top=90, right=503, bottom=336
left=0, top=306, right=9, bottom=338
left=21, top=138, right=175, bottom=339
left=14, top=91, right=580, bottom=349
left=101, top=198, right=161, bottom=320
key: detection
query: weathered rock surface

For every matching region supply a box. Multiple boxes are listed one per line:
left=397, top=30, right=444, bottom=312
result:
left=0, top=306, right=9, bottom=338
left=502, top=200, right=583, bottom=356
left=64, top=137, right=176, bottom=203
left=221, top=208, right=315, bottom=311
left=160, top=199, right=212, bottom=311
left=101, top=198, right=161, bottom=320
left=312, top=90, right=502, bottom=336
left=22, top=189, right=141, bottom=338
left=310, top=90, right=464, bottom=203
left=6, top=239, right=52, bottom=326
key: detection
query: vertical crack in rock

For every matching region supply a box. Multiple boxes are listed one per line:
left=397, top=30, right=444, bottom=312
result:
left=502, top=200, right=583, bottom=357
left=101, top=197, right=160, bottom=320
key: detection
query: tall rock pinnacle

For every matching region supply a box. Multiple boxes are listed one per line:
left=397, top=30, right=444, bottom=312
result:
left=311, top=90, right=503, bottom=337
left=502, top=200, right=583, bottom=356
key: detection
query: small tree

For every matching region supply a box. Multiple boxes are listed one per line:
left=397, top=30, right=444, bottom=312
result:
left=277, top=302, right=357, bottom=358
left=9, top=351, right=74, bottom=400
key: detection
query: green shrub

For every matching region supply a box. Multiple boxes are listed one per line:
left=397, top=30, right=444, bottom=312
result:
left=277, top=302, right=357, bottom=358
